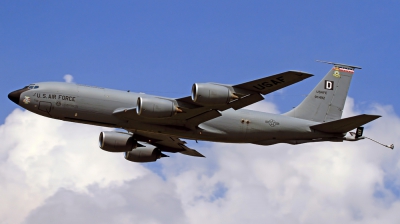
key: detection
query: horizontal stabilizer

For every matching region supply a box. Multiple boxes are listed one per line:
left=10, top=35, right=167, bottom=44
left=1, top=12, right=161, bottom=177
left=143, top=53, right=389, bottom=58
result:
left=316, top=60, right=362, bottom=69
left=310, top=114, right=381, bottom=133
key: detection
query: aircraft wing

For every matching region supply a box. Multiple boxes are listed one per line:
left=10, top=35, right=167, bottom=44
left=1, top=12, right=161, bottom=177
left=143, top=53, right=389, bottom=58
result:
left=174, top=71, right=312, bottom=126
left=131, top=130, right=205, bottom=157
left=233, top=70, right=313, bottom=95
left=114, top=71, right=312, bottom=129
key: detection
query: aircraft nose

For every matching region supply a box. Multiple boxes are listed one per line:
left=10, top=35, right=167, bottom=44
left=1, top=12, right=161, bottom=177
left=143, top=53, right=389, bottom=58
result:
left=8, top=90, right=21, bottom=104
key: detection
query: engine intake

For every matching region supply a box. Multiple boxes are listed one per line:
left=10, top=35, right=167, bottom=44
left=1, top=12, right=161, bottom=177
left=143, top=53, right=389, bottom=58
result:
left=136, top=97, right=181, bottom=118
left=99, top=131, right=137, bottom=152
left=125, top=147, right=168, bottom=163
left=191, top=83, right=237, bottom=105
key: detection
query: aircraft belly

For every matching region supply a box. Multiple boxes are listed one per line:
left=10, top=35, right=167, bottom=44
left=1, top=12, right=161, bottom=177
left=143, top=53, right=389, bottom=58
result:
left=198, top=109, right=328, bottom=143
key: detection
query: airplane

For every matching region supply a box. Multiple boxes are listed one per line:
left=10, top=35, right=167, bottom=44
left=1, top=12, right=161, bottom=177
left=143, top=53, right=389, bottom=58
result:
left=7, top=61, right=394, bottom=163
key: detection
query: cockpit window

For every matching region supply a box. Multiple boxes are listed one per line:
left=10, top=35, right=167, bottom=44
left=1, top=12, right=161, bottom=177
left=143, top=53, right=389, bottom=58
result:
left=27, top=84, right=39, bottom=89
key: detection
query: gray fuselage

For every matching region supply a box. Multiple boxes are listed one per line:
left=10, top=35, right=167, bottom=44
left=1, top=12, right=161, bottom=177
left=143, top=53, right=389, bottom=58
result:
left=10, top=82, right=341, bottom=145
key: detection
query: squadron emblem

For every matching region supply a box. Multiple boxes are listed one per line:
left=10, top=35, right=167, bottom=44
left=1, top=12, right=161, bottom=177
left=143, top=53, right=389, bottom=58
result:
left=22, top=96, right=30, bottom=104
left=332, top=67, right=341, bottom=78
left=333, top=71, right=341, bottom=78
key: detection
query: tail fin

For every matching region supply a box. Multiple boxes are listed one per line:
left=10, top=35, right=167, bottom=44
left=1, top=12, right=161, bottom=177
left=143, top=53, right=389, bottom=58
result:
left=284, top=61, right=361, bottom=122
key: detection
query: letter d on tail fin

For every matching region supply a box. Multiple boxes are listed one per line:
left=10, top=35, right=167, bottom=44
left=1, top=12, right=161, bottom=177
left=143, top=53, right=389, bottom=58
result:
left=284, top=61, right=361, bottom=122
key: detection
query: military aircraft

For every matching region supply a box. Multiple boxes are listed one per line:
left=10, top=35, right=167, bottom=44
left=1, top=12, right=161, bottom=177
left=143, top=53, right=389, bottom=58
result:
left=7, top=61, right=394, bottom=163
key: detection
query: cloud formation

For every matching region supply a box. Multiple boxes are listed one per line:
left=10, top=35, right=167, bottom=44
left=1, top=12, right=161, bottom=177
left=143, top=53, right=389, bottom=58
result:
left=63, top=74, right=74, bottom=83
left=0, top=109, right=147, bottom=224
left=1, top=99, right=399, bottom=224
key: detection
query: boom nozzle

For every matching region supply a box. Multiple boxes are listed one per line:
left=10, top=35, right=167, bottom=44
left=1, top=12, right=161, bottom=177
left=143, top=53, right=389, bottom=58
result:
left=348, top=132, right=394, bottom=150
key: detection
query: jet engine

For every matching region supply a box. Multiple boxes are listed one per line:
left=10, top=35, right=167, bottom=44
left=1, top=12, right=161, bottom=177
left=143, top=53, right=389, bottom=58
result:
left=136, top=97, right=181, bottom=118
left=99, top=131, right=137, bottom=152
left=99, top=131, right=168, bottom=163
left=191, top=83, right=238, bottom=105
left=125, top=147, right=168, bottom=163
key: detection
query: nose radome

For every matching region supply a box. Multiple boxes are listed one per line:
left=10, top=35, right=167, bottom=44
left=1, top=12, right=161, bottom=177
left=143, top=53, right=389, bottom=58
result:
left=8, top=90, right=21, bottom=104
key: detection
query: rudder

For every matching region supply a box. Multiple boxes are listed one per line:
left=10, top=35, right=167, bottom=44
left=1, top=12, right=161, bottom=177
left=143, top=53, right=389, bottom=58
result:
left=284, top=61, right=361, bottom=122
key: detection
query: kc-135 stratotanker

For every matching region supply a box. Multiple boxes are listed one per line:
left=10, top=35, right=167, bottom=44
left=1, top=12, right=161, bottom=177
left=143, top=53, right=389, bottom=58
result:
left=8, top=61, right=394, bottom=163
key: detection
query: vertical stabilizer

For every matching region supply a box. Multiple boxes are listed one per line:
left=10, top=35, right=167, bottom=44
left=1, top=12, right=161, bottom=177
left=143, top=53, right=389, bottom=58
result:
left=284, top=61, right=361, bottom=122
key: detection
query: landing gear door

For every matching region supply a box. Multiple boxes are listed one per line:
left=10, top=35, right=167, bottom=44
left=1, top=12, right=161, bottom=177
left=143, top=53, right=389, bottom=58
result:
left=39, top=101, right=52, bottom=114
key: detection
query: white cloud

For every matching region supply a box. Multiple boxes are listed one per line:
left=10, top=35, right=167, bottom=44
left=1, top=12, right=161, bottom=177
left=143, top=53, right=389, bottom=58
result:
left=25, top=176, right=188, bottom=224
left=63, top=74, right=74, bottom=83
left=1, top=99, right=400, bottom=224
left=0, top=109, right=148, bottom=224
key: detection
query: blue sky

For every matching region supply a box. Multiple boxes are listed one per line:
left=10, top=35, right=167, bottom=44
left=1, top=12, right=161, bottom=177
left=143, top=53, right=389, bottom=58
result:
left=2, top=1, right=400, bottom=118
left=1, top=1, right=400, bottom=223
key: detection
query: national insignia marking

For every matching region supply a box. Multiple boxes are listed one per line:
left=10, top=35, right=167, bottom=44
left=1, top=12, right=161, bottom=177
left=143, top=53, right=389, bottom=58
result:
left=23, top=96, right=30, bottom=104
left=266, top=119, right=280, bottom=127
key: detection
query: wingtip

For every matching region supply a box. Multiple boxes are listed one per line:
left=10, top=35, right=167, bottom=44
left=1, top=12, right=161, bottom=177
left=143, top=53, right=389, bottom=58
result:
left=288, top=70, right=314, bottom=77
left=362, top=114, right=382, bottom=119
left=179, top=149, right=205, bottom=158
left=160, top=153, right=169, bottom=158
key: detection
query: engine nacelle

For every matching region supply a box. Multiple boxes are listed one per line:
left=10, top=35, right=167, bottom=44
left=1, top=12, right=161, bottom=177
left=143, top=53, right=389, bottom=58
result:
left=136, top=97, right=180, bottom=118
left=125, top=147, right=164, bottom=163
left=191, top=83, right=237, bottom=105
left=99, top=131, right=137, bottom=152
